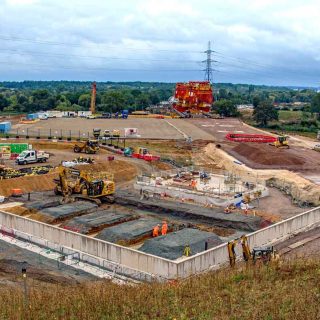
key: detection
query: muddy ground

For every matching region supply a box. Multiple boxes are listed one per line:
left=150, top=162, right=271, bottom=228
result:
left=0, top=239, right=96, bottom=288
left=188, top=118, right=320, bottom=183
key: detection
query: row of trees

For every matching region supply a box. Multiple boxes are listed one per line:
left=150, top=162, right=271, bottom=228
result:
left=0, top=87, right=172, bottom=113
left=0, top=81, right=319, bottom=127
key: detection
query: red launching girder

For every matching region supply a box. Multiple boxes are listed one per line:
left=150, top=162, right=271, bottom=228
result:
left=225, top=133, right=277, bottom=143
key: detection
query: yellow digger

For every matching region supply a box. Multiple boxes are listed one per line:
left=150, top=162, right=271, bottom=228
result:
left=54, top=166, right=115, bottom=204
left=272, top=135, right=289, bottom=149
left=73, top=140, right=99, bottom=154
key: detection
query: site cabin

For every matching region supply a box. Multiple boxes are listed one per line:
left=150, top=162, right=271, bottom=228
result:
left=78, top=111, right=92, bottom=118
left=16, top=150, right=49, bottom=165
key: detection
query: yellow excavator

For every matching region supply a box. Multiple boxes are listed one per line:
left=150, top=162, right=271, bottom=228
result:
left=54, top=166, right=115, bottom=204
left=73, top=140, right=99, bottom=154
left=272, top=135, right=289, bottom=149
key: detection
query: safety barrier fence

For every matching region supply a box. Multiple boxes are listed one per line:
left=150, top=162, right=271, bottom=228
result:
left=0, top=206, right=319, bottom=280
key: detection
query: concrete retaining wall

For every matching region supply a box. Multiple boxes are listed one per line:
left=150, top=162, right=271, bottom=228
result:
left=0, top=210, right=177, bottom=279
left=176, top=206, right=320, bottom=277
left=0, top=206, right=319, bottom=280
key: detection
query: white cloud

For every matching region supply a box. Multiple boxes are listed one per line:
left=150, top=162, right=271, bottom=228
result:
left=0, top=0, right=319, bottom=85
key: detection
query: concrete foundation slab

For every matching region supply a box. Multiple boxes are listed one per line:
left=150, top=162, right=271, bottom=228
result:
left=116, top=190, right=266, bottom=231
left=24, top=199, right=62, bottom=211
left=61, top=210, right=138, bottom=234
left=38, top=201, right=98, bottom=223
left=139, top=228, right=223, bottom=260
left=95, top=218, right=161, bottom=245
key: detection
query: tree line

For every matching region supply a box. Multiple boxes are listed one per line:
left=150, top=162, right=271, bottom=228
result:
left=0, top=85, right=173, bottom=114
left=0, top=81, right=319, bottom=127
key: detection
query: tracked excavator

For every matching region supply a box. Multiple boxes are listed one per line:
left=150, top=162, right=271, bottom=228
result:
left=54, top=166, right=115, bottom=204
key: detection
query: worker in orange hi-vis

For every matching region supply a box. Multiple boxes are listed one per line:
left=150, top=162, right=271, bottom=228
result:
left=162, top=221, right=168, bottom=236
left=153, top=225, right=160, bottom=237
left=190, top=180, right=197, bottom=189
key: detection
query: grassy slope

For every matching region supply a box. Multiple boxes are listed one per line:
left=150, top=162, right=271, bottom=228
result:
left=0, top=259, right=319, bottom=320
left=241, top=110, right=318, bottom=138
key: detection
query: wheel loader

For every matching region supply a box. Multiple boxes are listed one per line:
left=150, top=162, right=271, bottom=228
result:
left=73, top=140, right=99, bottom=154
left=272, top=135, right=289, bottom=149
left=54, top=166, right=115, bottom=204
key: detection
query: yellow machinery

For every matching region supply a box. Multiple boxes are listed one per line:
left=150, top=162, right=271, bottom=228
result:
left=74, top=140, right=99, bottom=154
left=273, top=135, right=289, bottom=149
left=54, top=166, right=115, bottom=204
left=240, top=235, right=251, bottom=261
left=228, top=235, right=278, bottom=267
left=227, top=240, right=237, bottom=267
left=112, top=129, right=120, bottom=138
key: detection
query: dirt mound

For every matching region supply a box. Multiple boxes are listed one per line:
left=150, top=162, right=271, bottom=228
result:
left=232, top=143, right=305, bottom=166
left=0, top=173, right=57, bottom=196
left=75, top=160, right=137, bottom=183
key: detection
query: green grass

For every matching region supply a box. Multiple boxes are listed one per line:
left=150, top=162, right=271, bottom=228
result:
left=278, top=110, right=304, bottom=121
left=0, top=258, right=319, bottom=319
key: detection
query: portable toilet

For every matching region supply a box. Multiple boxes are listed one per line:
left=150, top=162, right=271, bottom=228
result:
left=0, top=121, right=12, bottom=133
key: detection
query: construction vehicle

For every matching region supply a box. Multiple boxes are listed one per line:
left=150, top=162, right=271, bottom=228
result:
left=124, top=146, right=160, bottom=161
left=112, top=129, right=120, bottom=138
left=92, top=128, right=101, bottom=139
left=252, top=246, right=275, bottom=264
left=227, top=240, right=237, bottom=267
left=16, top=150, right=49, bottom=165
left=54, top=166, right=115, bottom=204
left=272, top=135, right=289, bottom=149
left=74, top=140, right=99, bottom=154
left=313, top=144, right=320, bottom=152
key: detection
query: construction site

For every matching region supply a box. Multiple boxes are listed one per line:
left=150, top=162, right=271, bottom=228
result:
left=0, top=98, right=319, bottom=284
left=0, top=70, right=318, bottom=285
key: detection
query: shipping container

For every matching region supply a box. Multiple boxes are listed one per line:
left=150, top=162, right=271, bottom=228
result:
left=26, top=113, right=39, bottom=120
left=0, top=121, right=12, bottom=133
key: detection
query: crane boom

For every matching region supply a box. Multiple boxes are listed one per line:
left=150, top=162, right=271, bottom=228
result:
left=90, top=81, right=96, bottom=114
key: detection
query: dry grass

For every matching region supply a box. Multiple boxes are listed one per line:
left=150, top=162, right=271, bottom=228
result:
left=0, top=258, right=319, bottom=319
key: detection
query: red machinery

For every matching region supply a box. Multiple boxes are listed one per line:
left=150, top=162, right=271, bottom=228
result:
left=173, top=81, right=213, bottom=114
left=225, top=133, right=277, bottom=143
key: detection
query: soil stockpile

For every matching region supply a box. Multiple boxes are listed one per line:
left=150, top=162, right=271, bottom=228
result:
left=95, top=218, right=161, bottom=245
left=139, top=228, right=223, bottom=260
left=75, top=160, right=137, bottom=183
left=36, top=201, right=97, bottom=223
left=0, top=173, right=57, bottom=197
left=231, top=143, right=305, bottom=166
left=61, top=209, right=138, bottom=234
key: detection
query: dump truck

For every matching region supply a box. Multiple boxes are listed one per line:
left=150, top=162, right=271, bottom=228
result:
left=74, top=140, right=99, bottom=154
left=16, top=150, right=49, bottom=165
left=54, top=166, right=115, bottom=204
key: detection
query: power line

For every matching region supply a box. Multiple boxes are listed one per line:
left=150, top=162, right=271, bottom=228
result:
left=0, top=60, right=202, bottom=72
left=0, top=35, right=202, bottom=53
left=0, top=48, right=200, bottom=64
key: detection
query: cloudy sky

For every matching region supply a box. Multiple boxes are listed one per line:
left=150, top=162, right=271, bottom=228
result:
left=0, top=0, right=319, bottom=86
